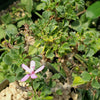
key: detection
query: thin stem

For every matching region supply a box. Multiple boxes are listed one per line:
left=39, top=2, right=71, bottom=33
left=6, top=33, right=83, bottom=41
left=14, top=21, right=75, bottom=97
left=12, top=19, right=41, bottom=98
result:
left=77, top=9, right=86, bottom=16
left=34, top=11, right=43, bottom=19
left=30, top=79, right=37, bottom=98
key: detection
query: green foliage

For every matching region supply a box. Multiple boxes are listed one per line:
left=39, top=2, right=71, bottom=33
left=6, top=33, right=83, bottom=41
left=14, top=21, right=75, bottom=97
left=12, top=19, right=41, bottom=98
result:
left=5, top=24, right=18, bottom=37
left=72, top=76, right=86, bottom=86
left=0, top=0, right=100, bottom=99
left=81, top=71, right=91, bottom=82
left=91, top=79, right=100, bottom=89
left=86, top=1, right=100, bottom=19
left=1, top=13, right=11, bottom=24
left=21, top=0, right=33, bottom=13
left=3, top=54, right=12, bottom=65
left=52, top=73, right=61, bottom=79
left=46, top=50, right=55, bottom=60
left=0, top=73, right=5, bottom=83
left=56, top=89, right=62, bottom=95
left=0, top=28, right=5, bottom=41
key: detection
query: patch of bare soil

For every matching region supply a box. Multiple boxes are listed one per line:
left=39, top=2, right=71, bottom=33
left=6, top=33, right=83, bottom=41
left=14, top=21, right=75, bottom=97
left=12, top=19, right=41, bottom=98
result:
left=0, top=81, right=32, bottom=100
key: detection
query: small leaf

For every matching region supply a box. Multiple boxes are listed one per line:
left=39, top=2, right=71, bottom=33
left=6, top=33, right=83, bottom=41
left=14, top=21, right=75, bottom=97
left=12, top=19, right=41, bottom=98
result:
left=56, top=6, right=64, bottom=14
left=16, top=72, right=23, bottom=80
left=42, top=87, right=52, bottom=95
left=7, top=75, right=15, bottom=82
left=81, top=71, right=91, bottom=82
left=52, top=73, right=60, bottom=79
left=42, top=11, right=52, bottom=19
left=33, top=81, right=40, bottom=90
left=5, top=24, right=18, bottom=36
left=0, top=73, right=5, bottom=83
left=16, top=67, right=23, bottom=74
left=91, top=79, right=100, bottom=89
left=86, top=48, right=95, bottom=57
left=59, top=42, right=71, bottom=53
left=61, top=43, right=70, bottom=50
left=91, top=69, right=98, bottom=77
left=0, top=28, right=5, bottom=40
left=38, top=46, right=45, bottom=54
left=3, top=54, right=12, bottom=65
left=1, top=13, right=11, bottom=24
left=43, top=96, right=53, bottom=100
left=72, top=76, right=86, bottom=86
left=17, top=20, right=26, bottom=27
left=21, top=0, right=33, bottom=13
left=78, top=44, right=85, bottom=51
left=36, top=3, right=46, bottom=10
left=28, top=46, right=37, bottom=55
left=46, top=50, right=54, bottom=59
left=56, top=89, right=62, bottom=95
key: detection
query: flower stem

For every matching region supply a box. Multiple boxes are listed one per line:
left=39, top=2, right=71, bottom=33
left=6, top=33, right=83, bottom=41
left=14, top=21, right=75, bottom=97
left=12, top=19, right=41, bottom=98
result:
left=30, top=79, right=37, bottom=98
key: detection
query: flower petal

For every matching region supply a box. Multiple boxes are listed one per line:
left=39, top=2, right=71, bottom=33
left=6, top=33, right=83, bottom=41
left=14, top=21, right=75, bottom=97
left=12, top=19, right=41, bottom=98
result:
left=21, top=74, right=30, bottom=82
left=30, top=60, right=35, bottom=71
left=31, top=73, right=37, bottom=79
left=35, top=65, right=45, bottom=74
left=22, top=64, right=31, bottom=73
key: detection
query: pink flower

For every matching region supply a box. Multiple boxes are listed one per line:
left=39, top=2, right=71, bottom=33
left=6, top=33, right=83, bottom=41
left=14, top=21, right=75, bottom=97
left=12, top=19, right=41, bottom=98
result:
left=21, top=60, right=45, bottom=82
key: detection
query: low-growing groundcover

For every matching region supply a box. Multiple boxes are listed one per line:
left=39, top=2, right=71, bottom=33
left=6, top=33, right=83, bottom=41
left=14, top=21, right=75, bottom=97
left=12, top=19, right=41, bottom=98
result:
left=0, top=0, right=100, bottom=99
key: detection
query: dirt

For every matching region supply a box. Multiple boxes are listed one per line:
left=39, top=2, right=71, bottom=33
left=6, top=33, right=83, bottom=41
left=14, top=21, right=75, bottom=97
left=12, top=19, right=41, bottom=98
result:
left=0, top=81, right=32, bottom=100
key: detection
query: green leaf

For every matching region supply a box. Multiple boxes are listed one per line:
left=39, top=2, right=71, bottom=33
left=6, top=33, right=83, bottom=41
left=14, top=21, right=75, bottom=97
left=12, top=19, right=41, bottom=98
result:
left=91, top=79, right=100, bottom=89
left=0, top=73, right=5, bottom=83
left=42, top=87, right=52, bottom=95
left=46, top=50, right=54, bottom=59
left=0, top=28, right=5, bottom=40
left=81, top=71, right=91, bottom=82
left=78, top=44, right=85, bottom=51
left=59, top=42, right=71, bottom=53
left=5, top=24, right=18, bottom=36
left=72, top=76, right=86, bottom=86
left=16, top=67, right=23, bottom=74
left=16, top=72, right=23, bottom=80
left=3, top=54, right=12, bottom=65
left=86, top=48, right=95, bottom=57
left=6, top=75, right=15, bottom=82
left=56, top=89, right=62, bottom=95
left=38, top=46, right=45, bottom=54
left=9, top=49, right=19, bottom=60
left=56, top=6, right=64, bottom=14
left=61, top=43, right=70, bottom=50
left=1, top=13, right=11, bottom=24
left=91, top=69, right=98, bottom=77
left=52, top=73, right=60, bottom=79
left=43, top=96, right=53, bottom=100
left=17, top=20, right=26, bottom=27
left=42, top=11, right=52, bottom=19
left=21, top=0, right=33, bottom=13
left=28, top=46, right=38, bottom=55
left=86, top=1, right=100, bottom=19
left=33, top=81, right=40, bottom=90
left=86, top=39, right=100, bottom=57
left=36, top=3, right=46, bottom=10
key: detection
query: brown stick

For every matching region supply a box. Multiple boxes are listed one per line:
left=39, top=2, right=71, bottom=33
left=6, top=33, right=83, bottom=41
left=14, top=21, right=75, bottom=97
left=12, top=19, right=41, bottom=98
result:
left=77, top=10, right=86, bottom=16
left=0, top=79, right=9, bottom=91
